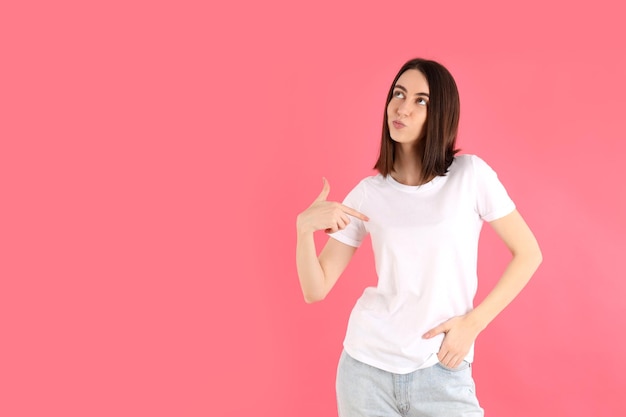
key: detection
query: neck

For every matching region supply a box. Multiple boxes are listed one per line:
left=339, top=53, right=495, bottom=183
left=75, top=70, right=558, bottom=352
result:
left=392, top=142, right=428, bottom=186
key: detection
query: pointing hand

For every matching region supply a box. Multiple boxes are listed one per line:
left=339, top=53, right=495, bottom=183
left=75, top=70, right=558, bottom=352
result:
left=297, top=178, right=369, bottom=234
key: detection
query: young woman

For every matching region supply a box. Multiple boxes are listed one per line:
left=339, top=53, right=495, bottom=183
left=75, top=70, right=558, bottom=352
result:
left=296, top=58, right=542, bottom=417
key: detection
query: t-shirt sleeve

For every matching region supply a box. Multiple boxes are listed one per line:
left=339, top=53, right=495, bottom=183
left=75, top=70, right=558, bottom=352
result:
left=471, top=155, right=516, bottom=222
left=327, top=180, right=368, bottom=248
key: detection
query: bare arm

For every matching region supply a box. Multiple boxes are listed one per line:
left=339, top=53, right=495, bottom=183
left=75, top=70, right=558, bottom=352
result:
left=424, top=209, right=542, bottom=367
left=296, top=178, right=368, bottom=303
left=466, top=209, right=543, bottom=329
left=296, top=234, right=357, bottom=303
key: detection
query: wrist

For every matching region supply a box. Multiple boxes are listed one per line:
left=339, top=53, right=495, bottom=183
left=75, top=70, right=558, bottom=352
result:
left=464, top=310, right=489, bottom=333
left=296, top=223, right=315, bottom=237
left=296, top=214, right=313, bottom=235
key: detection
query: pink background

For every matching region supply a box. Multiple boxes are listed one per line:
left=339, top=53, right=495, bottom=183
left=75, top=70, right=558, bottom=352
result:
left=2, top=1, right=625, bottom=416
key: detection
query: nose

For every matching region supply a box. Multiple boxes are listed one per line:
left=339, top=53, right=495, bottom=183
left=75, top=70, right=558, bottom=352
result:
left=396, top=100, right=411, bottom=116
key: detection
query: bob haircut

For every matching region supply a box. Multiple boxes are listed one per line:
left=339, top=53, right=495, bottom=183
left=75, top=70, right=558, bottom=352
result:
left=374, top=58, right=461, bottom=181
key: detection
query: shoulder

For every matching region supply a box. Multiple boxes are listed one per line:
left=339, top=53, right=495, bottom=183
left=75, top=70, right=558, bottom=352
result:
left=448, top=154, right=475, bottom=175
left=342, top=174, right=382, bottom=201
left=451, top=154, right=486, bottom=167
left=452, top=154, right=474, bottom=168
left=343, top=174, right=389, bottom=203
left=351, top=174, right=385, bottom=190
left=450, top=154, right=495, bottom=176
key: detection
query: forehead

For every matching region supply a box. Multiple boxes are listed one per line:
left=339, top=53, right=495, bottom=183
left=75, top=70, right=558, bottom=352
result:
left=395, top=69, right=429, bottom=93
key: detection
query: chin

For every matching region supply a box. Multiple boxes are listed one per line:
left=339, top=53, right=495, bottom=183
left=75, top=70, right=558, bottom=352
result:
left=390, top=134, right=419, bottom=144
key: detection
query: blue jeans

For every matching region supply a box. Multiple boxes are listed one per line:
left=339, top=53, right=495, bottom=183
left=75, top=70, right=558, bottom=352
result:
left=336, top=350, right=484, bottom=417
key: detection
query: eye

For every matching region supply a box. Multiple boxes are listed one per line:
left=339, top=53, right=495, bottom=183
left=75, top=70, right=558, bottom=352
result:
left=393, top=90, right=405, bottom=99
left=417, top=97, right=428, bottom=106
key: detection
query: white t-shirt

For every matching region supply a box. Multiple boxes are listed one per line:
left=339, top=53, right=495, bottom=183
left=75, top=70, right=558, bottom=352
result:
left=329, top=154, right=515, bottom=374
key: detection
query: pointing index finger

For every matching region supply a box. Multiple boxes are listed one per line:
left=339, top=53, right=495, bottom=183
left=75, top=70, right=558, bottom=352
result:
left=340, top=204, right=369, bottom=221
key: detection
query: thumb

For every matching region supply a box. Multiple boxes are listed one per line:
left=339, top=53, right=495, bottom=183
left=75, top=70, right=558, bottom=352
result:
left=423, top=323, right=449, bottom=339
left=315, top=177, right=330, bottom=202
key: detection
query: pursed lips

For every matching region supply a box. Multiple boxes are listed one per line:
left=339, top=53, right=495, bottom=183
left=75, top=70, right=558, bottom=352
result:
left=392, top=120, right=406, bottom=129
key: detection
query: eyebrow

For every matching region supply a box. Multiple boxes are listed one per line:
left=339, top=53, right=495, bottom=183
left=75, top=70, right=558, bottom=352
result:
left=394, top=84, right=430, bottom=97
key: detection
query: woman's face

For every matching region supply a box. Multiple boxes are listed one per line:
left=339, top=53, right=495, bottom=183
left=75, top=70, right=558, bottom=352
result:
left=386, top=69, right=430, bottom=145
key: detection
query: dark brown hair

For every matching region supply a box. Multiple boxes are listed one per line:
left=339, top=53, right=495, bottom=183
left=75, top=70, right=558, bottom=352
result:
left=374, top=58, right=461, bottom=180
